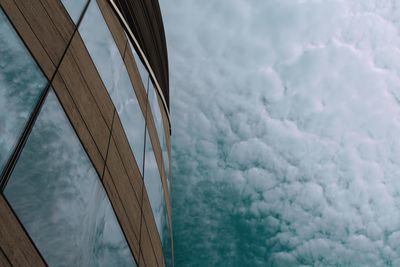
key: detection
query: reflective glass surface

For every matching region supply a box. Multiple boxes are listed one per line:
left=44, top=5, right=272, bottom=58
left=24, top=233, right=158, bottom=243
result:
left=144, top=131, right=164, bottom=234
left=144, top=131, right=172, bottom=264
left=79, top=1, right=145, bottom=174
left=4, top=90, right=136, bottom=267
left=148, top=83, right=170, bottom=189
left=0, top=9, right=47, bottom=174
left=127, top=39, right=149, bottom=89
left=60, top=0, right=88, bottom=23
left=127, top=27, right=171, bottom=189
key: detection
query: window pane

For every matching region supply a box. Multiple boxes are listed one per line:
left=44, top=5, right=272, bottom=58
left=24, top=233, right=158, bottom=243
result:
left=4, top=90, right=136, bottom=267
left=127, top=38, right=149, bottom=89
left=60, top=0, right=88, bottom=23
left=131, top=36, right=171, bottom=191
left=144, top=131, right=172, bottom=264
left=148, top=82, right=170, bottom=190
left=144, top=132, right=164, bottom=233
left=0, top=9, right=47, bottom=173
left=79, top=1, right=145, bottom=174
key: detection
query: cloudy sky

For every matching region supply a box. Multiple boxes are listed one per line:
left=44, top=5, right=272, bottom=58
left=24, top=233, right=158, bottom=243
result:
left=160, top=0, right=400, bottom=266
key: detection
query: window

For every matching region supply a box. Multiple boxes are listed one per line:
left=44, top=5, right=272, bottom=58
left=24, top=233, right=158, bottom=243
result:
left=144, top=131, right=172, bottom=264
left=4, top=90, right=136, bottom=267
left=144, top=131, right=164, bottom=234
left=127, top=38, right=149, bottom=90
left=127, top=36, right=170, bottom=189
left=127, top=34, right=171, bottom=191
left=0, top=9, right=47, bottom=174
left=79, top=0, right=145, bottom=174
left=60, top=0, right=88, bottom=23
left=148, top=82, right=170, bottom=190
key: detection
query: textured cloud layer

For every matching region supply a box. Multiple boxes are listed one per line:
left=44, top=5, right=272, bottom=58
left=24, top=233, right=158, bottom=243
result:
left=160, top=0, right=400, bottom=266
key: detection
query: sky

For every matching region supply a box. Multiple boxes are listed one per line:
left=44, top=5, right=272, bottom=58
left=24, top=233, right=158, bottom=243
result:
left=160, top=0, right=400, bottom=266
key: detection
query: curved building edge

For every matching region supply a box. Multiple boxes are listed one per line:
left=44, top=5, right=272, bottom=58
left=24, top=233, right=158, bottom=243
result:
left=0, top=0, right=173, bottom=266
left=108, top=0, right=171, bottom=133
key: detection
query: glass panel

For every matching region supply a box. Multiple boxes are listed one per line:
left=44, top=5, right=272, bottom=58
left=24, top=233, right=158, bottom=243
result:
left=79, top=1, right=145, bottom=174
left=148, top=82, right=170, bottom=189
left=0, top=9, right=47, bottom=174
left=127, top=38, right=149, bottom=89
left=144, top=131, right=164, bottom=234
left=127, top=29, right=171, bottom=191
left=60, top=0, right=88, bottom=23
left=144, top=131, right=172, bottom=264
left=4, top=90, right=136, bottom=267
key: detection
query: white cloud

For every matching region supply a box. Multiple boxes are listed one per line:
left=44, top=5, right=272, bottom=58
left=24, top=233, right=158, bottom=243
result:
left=161, top=0, right=400, bottom=265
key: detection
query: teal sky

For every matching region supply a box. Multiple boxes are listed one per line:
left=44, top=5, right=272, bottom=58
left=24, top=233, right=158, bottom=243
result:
left=161, top=1, right=400, bottom=266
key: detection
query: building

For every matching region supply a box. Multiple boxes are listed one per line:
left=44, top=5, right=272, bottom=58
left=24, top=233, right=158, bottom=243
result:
left=0, top=0, right=172, bottom=266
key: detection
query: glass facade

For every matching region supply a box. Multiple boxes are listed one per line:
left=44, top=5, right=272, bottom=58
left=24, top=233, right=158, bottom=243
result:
left=79, top=4, right=173, bottom=259
left=64, top=0, right=174, bottom=264
left=4, top=90, right=136, bottom=267
left=144, top=130, right=172, bottom=266
left=128, top=35, right=171, bottom=192
left=1, top=0, right=172, bottom=265
left=126, top=25, right=174, bottom=265
left=79, top=0, right=146, bottom=174
left=127, top=34, right=171, bottom=192
left=0, top=9, right=47, bottom=174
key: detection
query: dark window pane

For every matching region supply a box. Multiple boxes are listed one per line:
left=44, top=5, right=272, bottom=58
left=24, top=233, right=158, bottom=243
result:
left=4, top=90, right=136, bottom=267
left=0, top=9, right=47, bottom=174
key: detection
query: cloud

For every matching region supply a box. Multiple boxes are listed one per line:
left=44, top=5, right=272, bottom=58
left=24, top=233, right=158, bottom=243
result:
left=161, top=0, right=400, bottom=266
